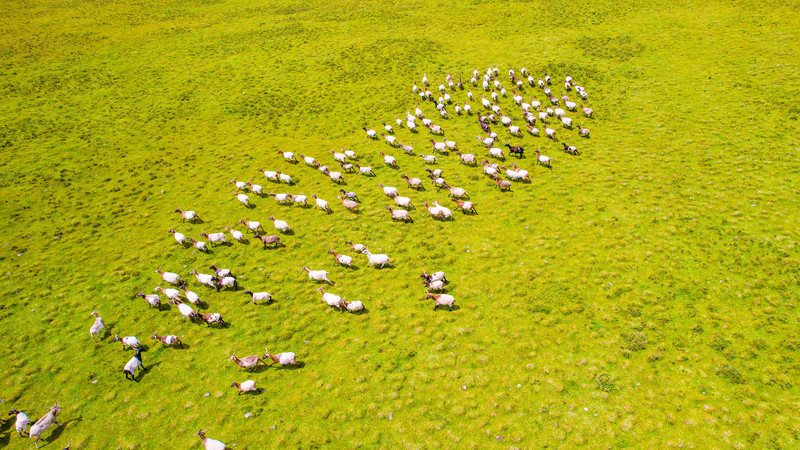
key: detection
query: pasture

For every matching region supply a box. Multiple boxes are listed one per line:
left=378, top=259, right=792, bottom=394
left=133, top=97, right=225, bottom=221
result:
left=1, top=0, right=799, bottom=447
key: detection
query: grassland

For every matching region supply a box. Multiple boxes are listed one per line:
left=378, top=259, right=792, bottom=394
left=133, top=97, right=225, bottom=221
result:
left=1, top=0, right=800, bottom=447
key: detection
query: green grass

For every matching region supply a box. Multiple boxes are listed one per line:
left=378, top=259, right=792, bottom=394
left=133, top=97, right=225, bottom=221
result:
left=1, top=0, right=800, bottom=447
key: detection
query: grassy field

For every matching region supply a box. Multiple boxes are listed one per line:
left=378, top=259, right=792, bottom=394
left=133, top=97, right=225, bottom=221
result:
left=1, top=0, right=800, bottom=447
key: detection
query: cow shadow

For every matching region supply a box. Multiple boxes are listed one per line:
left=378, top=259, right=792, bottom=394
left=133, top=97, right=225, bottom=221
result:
left=0, top=417, right=14, bottom=447
left=235, top=389, right=264, bottom=396
left=245, top=365, right=270, bottom=374
left=45, top=416, right=83, bottom=445
left=99, top=323, right=116, bottom=340
left=349, top=307, right=369, bottom=316
left=261, top=244, right=285, bottom=250
left=279, top=362, right=306, bottom=371
left=136, top=362, right=162, bottom=382
left=156, top=342, right=190, bottom=351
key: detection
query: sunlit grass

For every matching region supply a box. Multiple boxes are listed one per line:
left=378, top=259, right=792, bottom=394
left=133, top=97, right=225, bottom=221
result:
left=1, top=0, right=799, bottom=448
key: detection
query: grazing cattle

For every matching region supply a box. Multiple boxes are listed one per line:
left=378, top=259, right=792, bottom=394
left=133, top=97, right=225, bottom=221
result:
left=504, top=144, right=525, bottom=158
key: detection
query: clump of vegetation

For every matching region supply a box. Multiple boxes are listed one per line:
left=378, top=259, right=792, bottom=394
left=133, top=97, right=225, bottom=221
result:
left=789, top=105, right=800, bottom=121
left=717, top=365, right=745, bottom=384
left=710, top=335, right=730, bottom=352
left=624, top=332, right=648, bottom=351
left=751, top=339, right=768, bottom=350
left=595, top=373, right=616, bottom=392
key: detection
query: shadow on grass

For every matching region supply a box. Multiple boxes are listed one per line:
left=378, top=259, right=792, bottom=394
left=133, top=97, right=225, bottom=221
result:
left=136, top=362, right=161, bottom=382
left=45, top=416, right=82, bottom=446
left=101, top=326, right=115, bottom=340
left=276, top=361, right=306, bottom=371
left=260, top=244, right=285, bottom=250
left=433, top=305, right=461, bottom=312
left=243, top=364, right=270, bottom=374
left=156, top=342, right=190, bottom=350
left=0, top=417, right=14, bottom=447
left=350, top=307, right=369, bottom=315
left=129, top=344, right=151, bottom=352
left=200, top=321, right=230, bottom=329
left=235, top=389, right=265, bottom=396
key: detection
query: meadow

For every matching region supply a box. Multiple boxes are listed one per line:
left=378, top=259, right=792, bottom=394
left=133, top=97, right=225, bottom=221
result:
left=1, top=0, right=799, bottom=447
